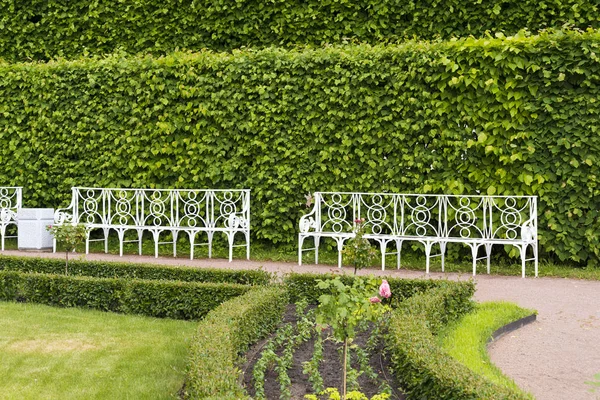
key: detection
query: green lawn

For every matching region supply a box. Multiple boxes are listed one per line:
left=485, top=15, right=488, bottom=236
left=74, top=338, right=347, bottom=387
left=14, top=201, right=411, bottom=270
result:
left=437, top=301, right=535, bottom=397
left=0, top=302, right=196, bottom=400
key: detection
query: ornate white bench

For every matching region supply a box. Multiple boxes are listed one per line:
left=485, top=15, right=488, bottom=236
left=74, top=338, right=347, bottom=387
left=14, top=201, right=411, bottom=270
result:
left=0, top=187, right=22, bottom=251
left=299, top=192, right=538, bottom=277
left=54, top=187, right=250, bottom=261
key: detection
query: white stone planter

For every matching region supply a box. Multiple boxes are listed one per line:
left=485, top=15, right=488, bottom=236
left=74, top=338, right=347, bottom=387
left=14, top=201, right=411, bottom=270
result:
left=18, top=208, right=54, bottom=250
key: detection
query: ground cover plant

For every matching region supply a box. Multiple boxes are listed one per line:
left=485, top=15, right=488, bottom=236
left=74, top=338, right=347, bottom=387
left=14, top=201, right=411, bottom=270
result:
left=437, top=301, right=536, bottom=397
left=0, top=301, right=196, bottom=399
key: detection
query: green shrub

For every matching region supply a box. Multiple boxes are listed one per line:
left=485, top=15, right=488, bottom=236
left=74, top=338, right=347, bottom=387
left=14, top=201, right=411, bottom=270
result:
left=0, top=270, right=252, bottom=320
left=0, top=0, right=597, bottom=61
left=1, top=29, right=600, bottom=263
left=0, top=256, right=271, bottom=285
left=385, top=286, right=527, bottom=399
left=284, top=272, right=474, bottom=306
left=184, top=285, right=288, bottom=399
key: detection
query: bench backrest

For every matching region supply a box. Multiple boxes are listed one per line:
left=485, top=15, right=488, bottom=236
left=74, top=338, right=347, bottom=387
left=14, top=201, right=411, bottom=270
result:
left=63, top=187, right=250, bottom=230
left=0, top=187, right=22, bottom=223
left=306, top=192, right=536, bottom=241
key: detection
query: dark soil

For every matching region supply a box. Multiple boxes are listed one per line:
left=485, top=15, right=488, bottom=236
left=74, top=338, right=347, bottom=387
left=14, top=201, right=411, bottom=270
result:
left=242, top=305, right=405, bottom=400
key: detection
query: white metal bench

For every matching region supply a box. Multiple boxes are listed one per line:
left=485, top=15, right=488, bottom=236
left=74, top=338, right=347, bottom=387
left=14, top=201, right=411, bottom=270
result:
left=299, top=192, right=538, bottom=277
left=54, top=187, right=250, bottom=261
left=0, top=187, right=22, bottom=251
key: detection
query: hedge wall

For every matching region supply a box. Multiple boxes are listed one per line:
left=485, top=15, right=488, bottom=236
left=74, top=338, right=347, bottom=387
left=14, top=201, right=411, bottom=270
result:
left=0, top=0, right=598, bottom=61
left=0, top=256, right=271, bottom=285
left=385, top=286, right=528, bottom=399
left=1, top=29, right=599, bottom=263
left=0, top=271, right=252, bottom=319
left=184, top=286, right=287, bottom=399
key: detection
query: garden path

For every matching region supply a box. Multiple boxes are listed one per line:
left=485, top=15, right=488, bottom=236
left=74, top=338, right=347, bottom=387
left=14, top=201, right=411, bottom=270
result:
left=2, top=250, right=599, bottom=400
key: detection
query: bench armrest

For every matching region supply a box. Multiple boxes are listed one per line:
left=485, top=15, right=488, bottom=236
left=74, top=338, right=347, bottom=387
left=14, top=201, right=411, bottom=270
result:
left=520, top=218, right=537, bottom=242
left=299, top=202, right=318, bottom=233
left=0, top=208, right=17, bottom=224
left=54, top=200, right=75, bottom=225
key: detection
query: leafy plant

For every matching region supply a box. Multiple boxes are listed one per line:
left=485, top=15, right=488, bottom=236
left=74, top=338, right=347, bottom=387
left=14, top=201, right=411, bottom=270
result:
left=45, top=224, right=87, bottom=274
left=315, top=277, right=390, bottom=399
left=304, top=387, right=390, bottom=400
left=343, top=219, right=378, bottom=275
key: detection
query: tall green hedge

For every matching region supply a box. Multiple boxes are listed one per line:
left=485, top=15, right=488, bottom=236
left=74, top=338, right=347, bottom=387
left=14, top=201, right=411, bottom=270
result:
left=1, top=29, right=599, bottom=263
left=0, top=0, right=598, bottom=61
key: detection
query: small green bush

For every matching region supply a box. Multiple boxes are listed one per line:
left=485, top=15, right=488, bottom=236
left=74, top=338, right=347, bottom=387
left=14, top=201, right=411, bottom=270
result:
left=0, top=256, right=271, bottom=285
left=0, top=270, right=252, bottom=320
left=184, top=285, right=288, bottom=399
left=385, top=286, right=528, bottom=399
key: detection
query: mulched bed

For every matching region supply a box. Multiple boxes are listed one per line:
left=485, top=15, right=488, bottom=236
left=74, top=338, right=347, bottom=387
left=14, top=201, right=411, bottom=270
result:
left=242, top=305, right=405, bottom=400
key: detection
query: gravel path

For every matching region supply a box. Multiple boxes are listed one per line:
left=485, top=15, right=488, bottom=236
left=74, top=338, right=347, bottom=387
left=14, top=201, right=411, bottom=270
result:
left=2, top=250, right=600, bottom=399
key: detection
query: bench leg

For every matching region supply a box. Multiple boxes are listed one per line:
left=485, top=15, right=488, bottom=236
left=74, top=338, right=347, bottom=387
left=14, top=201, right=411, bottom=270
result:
left=471, top=244, right=479, bottom=276
left=298, top=235, right=304, bottom=266
left=227, top=232, right=235, bottom=262
left=245, top=231, right=250, bottom=260
left=520, top=244, right=527, bottom=278
left=104, top=228, right=110, bottom=254
left=188, top=231, right=196, bottom=260
left=424, top=242, right=432, bottom=274
left=396, top=240, right=403, bottom=269
left=1, top=226, right=5, bottom=251
left=380, top=240, right=387, bottom=271
left=207, top=231, right=214, bottom=258
left=440, top=241, right=447, bottom=272
left=117, top=230, right=125, bottom=257
left=534, top=242, right=539, bottom=278
left=85, top=229, right=90, bottom=255
left=315, top=236, right=320, bottom=264
left=137, top=229, right=144, bottom=256
left=336, top=238, right=344, bottom=268
left=172, top=230, right=179, bottom=258
left=53, top=238, right=57, bottom=253
left=152, top=231, right=160, bottom=258
left=485, top=244, right=492, bottom=274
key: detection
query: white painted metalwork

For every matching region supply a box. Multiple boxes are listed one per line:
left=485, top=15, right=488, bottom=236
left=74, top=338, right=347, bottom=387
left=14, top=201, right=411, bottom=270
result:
left=54, top=187, right=250, bottom=261
left=0, top=187, right=23, bottom=251
left=299, top=192, right=538, bottom=277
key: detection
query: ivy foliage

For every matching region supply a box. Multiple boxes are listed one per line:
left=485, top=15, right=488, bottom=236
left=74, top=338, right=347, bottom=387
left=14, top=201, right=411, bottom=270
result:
left=1, top=29, right=599, bottom=263
left=0, top=0, right=598, bottom=61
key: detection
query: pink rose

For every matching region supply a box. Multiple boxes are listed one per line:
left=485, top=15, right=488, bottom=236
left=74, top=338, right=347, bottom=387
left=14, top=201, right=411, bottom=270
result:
left=379, top=280, right=391, bottom=299
left=369, top=296, right=381, bottom=303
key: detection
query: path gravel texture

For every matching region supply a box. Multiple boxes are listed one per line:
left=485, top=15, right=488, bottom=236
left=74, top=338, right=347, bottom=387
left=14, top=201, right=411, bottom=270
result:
left=2, top=250, right=600, bottom=399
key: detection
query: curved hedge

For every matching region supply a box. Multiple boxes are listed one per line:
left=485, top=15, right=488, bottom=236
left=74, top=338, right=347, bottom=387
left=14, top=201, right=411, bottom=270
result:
left=0, top=256, right=271, bottom=285
left=184, top=285, right=288, bottom=399
left=0, top=0, right=598, bottom=61
left=385, top=285, right=529, bottom=399
left=1, top=29, right=599, bottom=262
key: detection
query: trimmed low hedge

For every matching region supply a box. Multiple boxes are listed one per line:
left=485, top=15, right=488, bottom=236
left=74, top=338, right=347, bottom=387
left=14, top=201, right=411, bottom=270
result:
left=1, top=29, right=599, bottom=263
left=184, top=285, right=288, bottom=399
left=385, top=285, right=528, bottom=399
left=0, top=256, right=271, bottom=285
left=0, top=270, right=252, bottom=320
left=284, top=272, right=475, bottom=306
left=0, top=0, right=598, bottom=61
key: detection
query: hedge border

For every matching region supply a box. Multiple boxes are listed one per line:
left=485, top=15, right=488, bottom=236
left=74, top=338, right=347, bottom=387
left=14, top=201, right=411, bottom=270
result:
left=0, top=256, right=271, bottom=286
left=184, top=285, right=288, bottom=399
left=0, top=270, right=252, bottom=320
left=385, top=285, right=529, bottom=399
